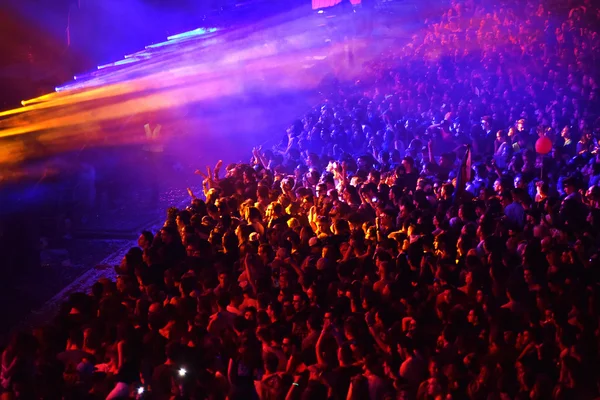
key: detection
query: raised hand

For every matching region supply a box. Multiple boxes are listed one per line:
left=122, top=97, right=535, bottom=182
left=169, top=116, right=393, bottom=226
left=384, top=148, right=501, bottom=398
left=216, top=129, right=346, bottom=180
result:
left=214, top=160, right=223, bottom=174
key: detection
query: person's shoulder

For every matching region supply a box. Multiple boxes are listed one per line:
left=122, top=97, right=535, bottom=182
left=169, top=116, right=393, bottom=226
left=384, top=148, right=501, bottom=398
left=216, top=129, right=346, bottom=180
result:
left=303, top=330, right=319, bottom=342
left=262, top=372, right=285, bottom=383
left=367, top=372, right=385, bottom=386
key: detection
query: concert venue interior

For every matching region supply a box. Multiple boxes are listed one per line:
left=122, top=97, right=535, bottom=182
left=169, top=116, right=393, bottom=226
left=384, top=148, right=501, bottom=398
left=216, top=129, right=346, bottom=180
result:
left=1, top=0, right=599, bottom=398
left=0, top=0, right=415, bottom=336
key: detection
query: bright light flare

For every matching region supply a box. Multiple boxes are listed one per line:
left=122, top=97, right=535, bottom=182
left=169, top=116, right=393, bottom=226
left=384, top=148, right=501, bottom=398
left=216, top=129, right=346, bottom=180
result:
left=0, top=6, right=385, bottom=176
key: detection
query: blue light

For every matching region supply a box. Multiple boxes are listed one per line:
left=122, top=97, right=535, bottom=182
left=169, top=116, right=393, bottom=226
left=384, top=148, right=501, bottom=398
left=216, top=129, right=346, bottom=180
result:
left=318, top=10, right=324, bottom=14
left=97, top=57, right=140, bottom=70
left=73, top=72, right=95, bottom=82
left=124, top=50, right=151, bottom=59
left=53, top=25, right=219, bottom=93
left=146, top=41, right=173, bottom=49
left=167, top=27, right=218, bottom=41
left=168, top=28, right=206, bottom=41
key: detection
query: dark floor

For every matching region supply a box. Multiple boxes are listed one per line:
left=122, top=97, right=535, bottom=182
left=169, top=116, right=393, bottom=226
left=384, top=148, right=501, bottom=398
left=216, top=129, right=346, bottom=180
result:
left=0, top=239, right=127, bottom=339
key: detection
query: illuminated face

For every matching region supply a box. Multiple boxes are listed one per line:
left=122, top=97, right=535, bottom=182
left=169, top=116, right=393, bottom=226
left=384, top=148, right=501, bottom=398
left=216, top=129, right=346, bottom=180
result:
left=465, top=271, right=473, bottom=284
left=138, top=234, right=149, bottom=248
left=317, top=220, right=329, bottom=233
left=282, top=339, right=292, bottom=355
left=467, top=309, right=476, bottom=324
left=514, top=177, right=523, bottom=188
left=494, top=180, right=502, bottom=192
left=307, top=287, right=317, bottom=302
left=279, top=275, right=288, bottom=289
left=524, top=269, right=533, bottom=284
left=476, top=290, right=484, bottom=303
left=218, top=273, right=228, bottom=286
left=292, top=295, right=303, bottom=311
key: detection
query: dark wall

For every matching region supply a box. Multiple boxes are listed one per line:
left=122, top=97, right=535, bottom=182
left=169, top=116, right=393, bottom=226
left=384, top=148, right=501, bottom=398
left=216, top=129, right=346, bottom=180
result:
left=0, top=211, right=41, bottom=276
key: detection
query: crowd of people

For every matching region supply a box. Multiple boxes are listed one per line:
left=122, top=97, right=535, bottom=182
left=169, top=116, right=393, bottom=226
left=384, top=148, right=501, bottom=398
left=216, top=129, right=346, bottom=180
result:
left=2, top=0, right=600, bottom=398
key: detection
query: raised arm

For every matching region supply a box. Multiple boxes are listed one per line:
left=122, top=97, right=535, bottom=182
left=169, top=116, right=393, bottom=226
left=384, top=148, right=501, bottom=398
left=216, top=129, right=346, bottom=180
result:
left=213, top=160, right=223, bottom=181
left=315, top=327, right=328, bottom=366
left=428, top=139, right=435, bottom=166
left=243, top=253, right=258, bottom=293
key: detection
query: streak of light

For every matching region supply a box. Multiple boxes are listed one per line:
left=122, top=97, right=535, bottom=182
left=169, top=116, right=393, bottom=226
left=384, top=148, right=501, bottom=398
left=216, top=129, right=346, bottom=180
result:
left=0, top=6, right=375, bottom=174
left=97, top=57, right=146, bottom=70
left=167, top=27, right=217, bottom=40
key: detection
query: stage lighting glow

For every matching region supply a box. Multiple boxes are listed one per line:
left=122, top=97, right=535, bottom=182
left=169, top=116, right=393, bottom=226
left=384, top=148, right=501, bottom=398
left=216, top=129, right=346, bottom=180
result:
left=97, top=57, right=142, bottom=70
left=145, top=40, right=172, bottom=49
left=166, top=27, right=217, bottom=41
left=168, top=28, right=207, bottom=40
left=124, top=50, right=151, bottom=59
left=318, top=10, right=324, bottom=13
left=0, top=6, right=374, bottom=173
left=178, top=368, right=187, bottom=377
